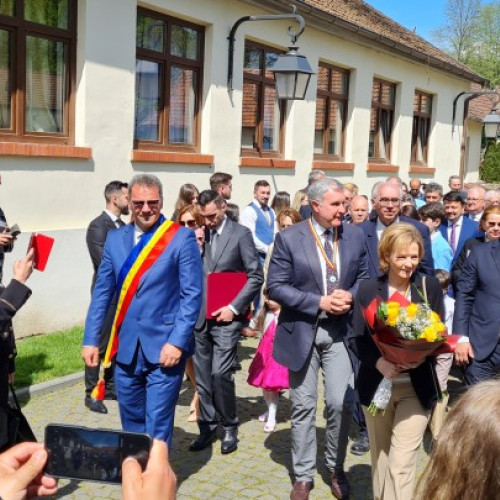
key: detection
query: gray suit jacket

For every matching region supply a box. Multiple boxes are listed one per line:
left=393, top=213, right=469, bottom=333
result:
left=267, top=220, right=368, bottom=372
left=196, top=217, right=263, bottom=330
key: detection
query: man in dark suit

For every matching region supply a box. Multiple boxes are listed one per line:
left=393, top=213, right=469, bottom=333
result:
left=438, top=190, right=480, bottom=265
left=453, top=240, right=500, bottom=385
left=299, top=169, right=325, bottom=220
left=267, top=178, right=368, bottom=500
left=189, top=190, right=263, bottom=455
left=359, top=182, right=434, bottom=278
left=84, top=181, right=129, bottom=414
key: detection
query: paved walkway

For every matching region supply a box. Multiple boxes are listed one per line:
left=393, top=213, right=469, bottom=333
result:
left=21, top=338, right=456, bottom=499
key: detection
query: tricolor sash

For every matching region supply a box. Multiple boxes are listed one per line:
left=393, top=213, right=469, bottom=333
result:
left=91, top=215, right=181, bottom=400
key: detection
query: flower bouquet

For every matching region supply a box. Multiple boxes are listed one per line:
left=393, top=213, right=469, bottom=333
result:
left=362, top=288, right=459, bottom=415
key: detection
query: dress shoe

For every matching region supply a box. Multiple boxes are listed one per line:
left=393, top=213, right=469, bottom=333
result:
left=331, top=469, right=350, bottom=499
left=188, top=430, right=217, bottom=452
left=290, top=481, right=313, bottom=500
left=103, top=391, right=117, bottom=401
left=220, top=429, right=238, bottom=454
left=241, top=327, right=258, bottom=338
left=350, top=435, right=370, bottom=455
left=84, top=396, right=108, bottom=414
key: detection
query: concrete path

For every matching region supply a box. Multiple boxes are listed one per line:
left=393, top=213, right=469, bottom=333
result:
left=21, top=337, right=455, bottom=499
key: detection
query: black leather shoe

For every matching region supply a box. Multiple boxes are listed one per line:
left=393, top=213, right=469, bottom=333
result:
left=104, top=391, right=117, bottom=401
left=189, top=430, right=217, bottom=452
left=85, top=396, right=108, bottom=414
left=350, top=435, right=370, bottom=455
left=221, top=428, right=238, bottom=454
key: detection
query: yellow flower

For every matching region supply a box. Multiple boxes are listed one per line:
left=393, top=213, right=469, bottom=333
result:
left=422, top=325, right=438, bottom=342
left=435, top=321, right=447, bottom=333
left=431, top=311, right=441, bottom=323
left=406, top=303, right=419, bottom=318
left=386, top=302, right=400, bottom=326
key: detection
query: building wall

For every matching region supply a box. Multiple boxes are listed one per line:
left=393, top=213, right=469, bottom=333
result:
left=2, top=0, right=472, bottom=335
left=465, top=120, right=482, bottom=182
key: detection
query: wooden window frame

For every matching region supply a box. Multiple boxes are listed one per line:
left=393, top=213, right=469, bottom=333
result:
left=369, top=79, right=396, bottom=163
left=241, top=40, right=285, bottom=159
left=134, top=7, right=204, bottom=153
left=411, top=91, right=432, bottom=166
left=0, top=0, right=77, bottom=145
left=314, top=63, right=349, bottom=161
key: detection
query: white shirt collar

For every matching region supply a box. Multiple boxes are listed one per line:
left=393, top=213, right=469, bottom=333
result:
left=105, top=209, right=119, bottom=223
left=311, top=216, right=330, bottom=237
left=448, top=215, right=463, bottom=227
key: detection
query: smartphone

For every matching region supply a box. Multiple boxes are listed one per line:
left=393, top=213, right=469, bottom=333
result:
left=45, top=424, right=152, bottom=484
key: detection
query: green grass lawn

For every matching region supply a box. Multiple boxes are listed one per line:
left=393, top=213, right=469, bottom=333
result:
left=13, top=327, right=84, bottom=389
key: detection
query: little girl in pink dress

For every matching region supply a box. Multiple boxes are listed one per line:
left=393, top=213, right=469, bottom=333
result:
left=247, top=300, right=289, bottom=432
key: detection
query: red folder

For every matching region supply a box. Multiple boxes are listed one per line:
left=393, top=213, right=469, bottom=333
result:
left=28, top=233, right=55, bottom=271
left=206, top=272, right=248, bottom=318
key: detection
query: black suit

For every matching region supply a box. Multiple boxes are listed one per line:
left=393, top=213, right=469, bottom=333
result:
left=359, top=216, right=435, bottom=278
left=194, top=217, right=263, bottom=432
left=450, top=236, right=484, bottom=295
left=84, top=211, right=121, bottom=397
left=349, top=273, right=443, bottom=410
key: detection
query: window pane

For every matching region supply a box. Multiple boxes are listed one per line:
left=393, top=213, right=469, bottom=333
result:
left=381, top=83, right=394, bottom=107
left=134, top=59, right=161, bottom=141
left=0, top=29, right=11, bottom=129
left=171, top=25, right=199, bottom=60
left=0, top=0, right=14, bottom=16
left=317, top=66, right=329, bottom=92
left=413, top=92, right=420, bottom=113
left=241, top=81, right=258, bottom=148
left=244, top=46, right=261, bottom=76
left=169, top=66, right=196, bottom=144
left=25, top=0, right=68, bottom=29
left=422, top=94, right=432, bottom=115
left=263, top=84, right=280, bottom=151
left=331, top=70, right=347, bottom=96
left=25, top=36, right=67, bottom=133
left=378, top=109, right=392, bottom=159
left=264, top=51, right=279, bottom=79
left=136, top=14, right=165, bottom=52
left=368, top=107, right=377, bottom=158
left=314, top=96, right=326, bottom=154
left=372, top=81, right=380, bottom=104
left=328, top=100, right=343, bottom=156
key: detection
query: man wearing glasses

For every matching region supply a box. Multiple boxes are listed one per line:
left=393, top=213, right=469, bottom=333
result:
left=360, top=182, right=434, bottom=278
left=82, top=174, right=203, bottom=447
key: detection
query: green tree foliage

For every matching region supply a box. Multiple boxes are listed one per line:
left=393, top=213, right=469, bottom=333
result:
left=480, top=141, right=500, bottom=182
left=431, top=0, right=500, bottom=87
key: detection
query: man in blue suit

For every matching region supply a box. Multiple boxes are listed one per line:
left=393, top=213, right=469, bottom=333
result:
left=82, top=174, right=202, bottom=446
left=268, top=178, right=368, bottom=500
left=439, top=190, right=480, bottom=265
left=453, top=240, right=500, bottom=384
left=359, top=182, right=434, bottom=278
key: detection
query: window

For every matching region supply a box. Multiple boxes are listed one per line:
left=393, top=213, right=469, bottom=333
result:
left=368, top=79, right=396, bottom=161
left=411, top=91, right=432, bottom=164
left=135, top=9, right=204, bottom=151
left=241, top=41, right=285, bottom=156
left=314, top=63, right=349, bottom=159
left=0, top=0, right=76, bottom=143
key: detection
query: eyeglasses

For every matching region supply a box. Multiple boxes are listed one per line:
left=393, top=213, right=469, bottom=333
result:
left=486, top=222, right=500, bottom=228
left=467, top=198, right=484, bottom=202
left=179, top=219, right=197, bottom=228
left=131, top=200, right=160, bottom=210
left=378, top=198, right=401, bottom=206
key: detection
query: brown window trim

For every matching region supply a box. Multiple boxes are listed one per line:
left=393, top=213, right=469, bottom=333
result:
left=313, top=161, right=354, bottom=171
left=411, top=91, right=433, bottom=165
left=0, top=1, right=77, bottom=145
left=367, top=163, right=399, bottom=172
left=131, top=149, right=213, bottom=165
left=240, top=40, right=285, bottom=159
left=239, top=157, right=295, bottom=169
left=369, top=79, right=396, bottom=162
left=314, top=63, right=349, bottom=161
left=409, top=165, right=435, bottom=174
left=0, top=142, right=91, bottom=159
left=134, top=8, right=204, bottom=152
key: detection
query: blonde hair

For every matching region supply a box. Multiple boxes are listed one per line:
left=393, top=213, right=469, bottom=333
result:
left=343, top=182, right=359, bottom=195
left=378, top=223, right=424, bottom=273
left=479, top=205, right=500, bottom=232
left=415, top=380, right=500, bottom=500
left=292, top=189, right=308, bottom=210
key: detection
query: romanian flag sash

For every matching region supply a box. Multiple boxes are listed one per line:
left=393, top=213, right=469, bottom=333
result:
left=91, top=215, right=180, bottom=400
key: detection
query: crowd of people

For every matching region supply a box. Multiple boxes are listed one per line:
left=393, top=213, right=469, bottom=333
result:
left=0, top=169, right=499, bottom=499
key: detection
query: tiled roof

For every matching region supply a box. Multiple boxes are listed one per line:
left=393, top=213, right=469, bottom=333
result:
left=468, top=84, right=500, bottom=122
left=264, top=0, right=488, bottom=85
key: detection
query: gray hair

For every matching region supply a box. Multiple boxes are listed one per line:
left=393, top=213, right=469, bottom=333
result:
left=307, top=170, right=325, bottom=186
left=486, top=189, right=500, bottom=200
left=424, top=182, right=443, bottom=196
left=308, top=177, right=344, bottom=204
left=129, top=173, right=163, bottom=199
left=449, top=175, right=460, bottom=183
left=373, top=181, right=403, bottom=200
left=468, top=184, right=486, bottom=196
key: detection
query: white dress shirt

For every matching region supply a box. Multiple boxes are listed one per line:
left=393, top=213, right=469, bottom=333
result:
left=239, top=200, right=277, bottom=254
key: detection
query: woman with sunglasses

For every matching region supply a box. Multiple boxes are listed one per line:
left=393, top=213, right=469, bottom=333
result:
left=175, top=205, right=204, bottom=422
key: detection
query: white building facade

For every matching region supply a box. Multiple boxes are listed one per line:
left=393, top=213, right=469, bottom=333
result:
left=0, top=0, right=487, bottom=335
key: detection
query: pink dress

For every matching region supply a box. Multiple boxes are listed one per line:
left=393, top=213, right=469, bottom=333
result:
left=247, top=312, right=289, bottom=392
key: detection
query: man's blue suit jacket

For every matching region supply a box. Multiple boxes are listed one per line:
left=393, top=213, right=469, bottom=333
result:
left=438, top=216, right=480, bottom=265
left=359, top=215, right=435, bottom=278
left=83, top=222, right=203, bottom=365
left=453, top=240, right=500, bottom=361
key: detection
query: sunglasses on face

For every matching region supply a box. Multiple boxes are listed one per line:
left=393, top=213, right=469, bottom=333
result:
left=131, top=200, right=160, bottom=210
left=179, top=219, right=197, bottom=228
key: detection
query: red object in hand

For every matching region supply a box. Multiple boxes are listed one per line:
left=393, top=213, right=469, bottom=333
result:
left=28, top=232, right=54, bottom=271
